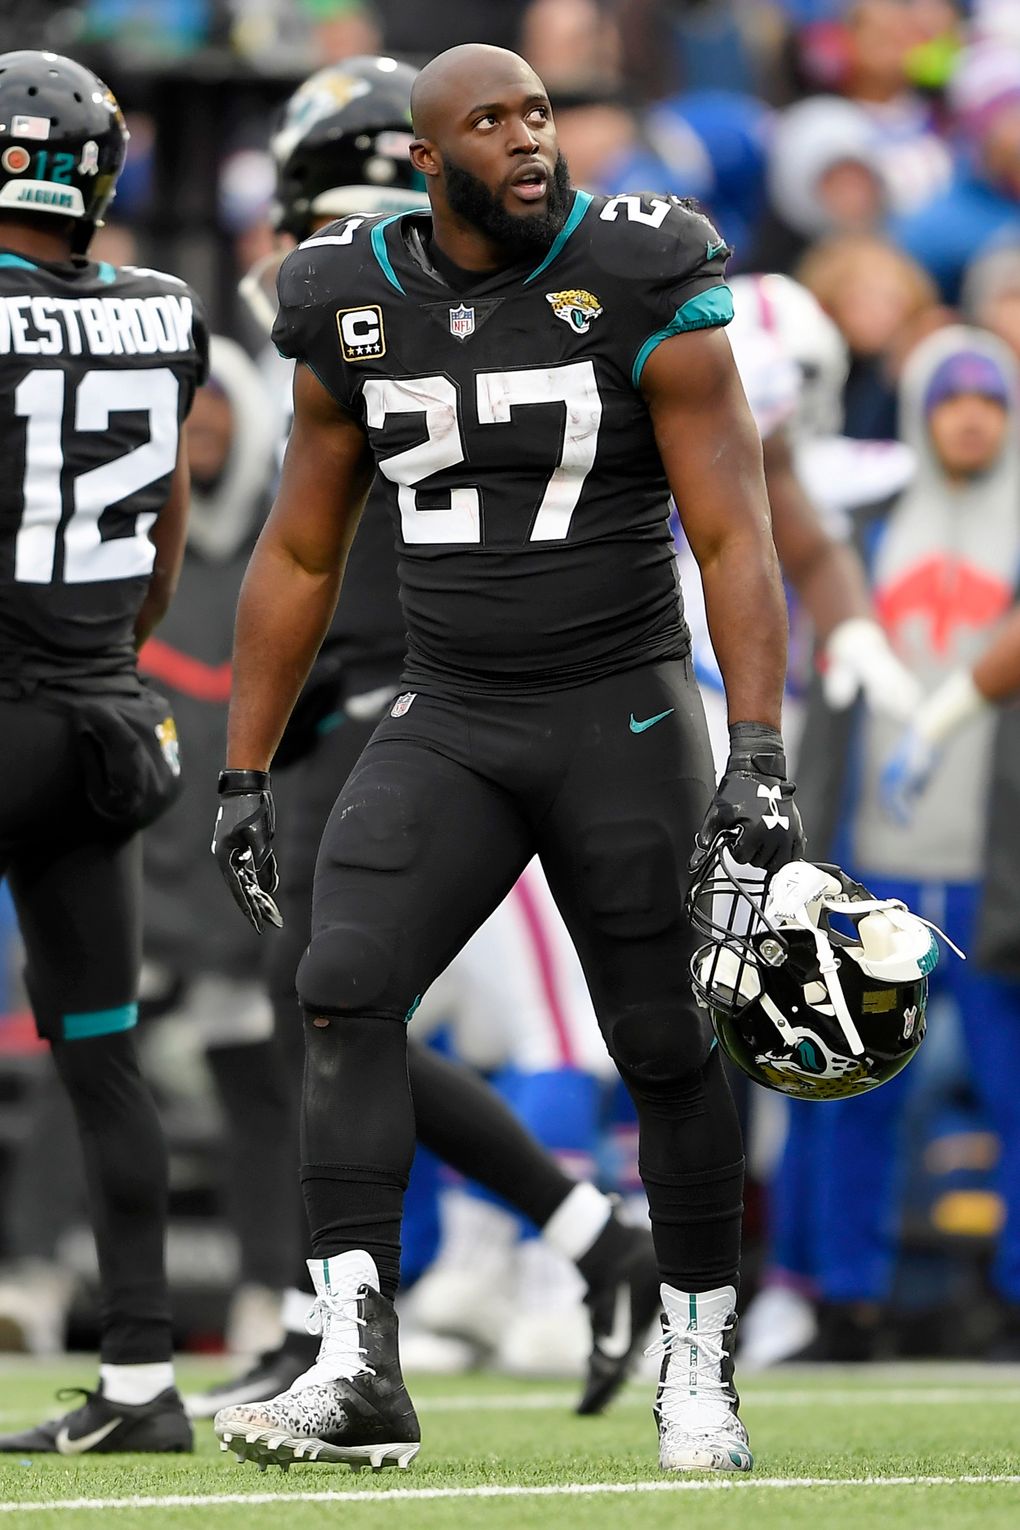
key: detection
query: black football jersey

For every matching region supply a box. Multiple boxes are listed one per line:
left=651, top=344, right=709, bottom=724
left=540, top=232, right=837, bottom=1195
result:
left=0, top=250, right=208, bottom=683
left=273, top=190, right=732, bottom=693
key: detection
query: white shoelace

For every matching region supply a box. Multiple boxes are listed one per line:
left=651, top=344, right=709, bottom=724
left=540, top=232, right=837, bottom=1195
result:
left=298, top=1291, right=375, bottom=1385
left=645, top=1318, right=737, bottom=1435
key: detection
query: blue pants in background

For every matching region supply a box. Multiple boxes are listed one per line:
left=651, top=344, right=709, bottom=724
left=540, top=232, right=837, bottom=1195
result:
left=770, top=878, right=1020, bottom=1304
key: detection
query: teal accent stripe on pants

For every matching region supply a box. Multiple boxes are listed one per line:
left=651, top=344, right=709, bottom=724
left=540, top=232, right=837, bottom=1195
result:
left=62, top=1003, right=138, bottom=1041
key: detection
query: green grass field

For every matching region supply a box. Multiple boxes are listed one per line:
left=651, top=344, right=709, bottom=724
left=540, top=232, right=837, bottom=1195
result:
left=0, top=1361, right=1018, bottom=1530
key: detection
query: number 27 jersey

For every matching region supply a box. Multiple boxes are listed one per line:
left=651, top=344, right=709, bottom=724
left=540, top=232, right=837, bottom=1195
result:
left=274, top=190, right=733, bottom=694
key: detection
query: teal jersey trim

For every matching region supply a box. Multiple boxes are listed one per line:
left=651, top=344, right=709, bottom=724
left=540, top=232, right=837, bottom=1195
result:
left=524, top=190, right=594, bottom=286
left=370, top=216, right=406, bottom=294
left=0, top=252, right=37, bottom=270
left=96, top=261, right=116, bottom=285
left=631, top=283, right=734, bottom=389
left=63, top=1003, right=138, bottom=1042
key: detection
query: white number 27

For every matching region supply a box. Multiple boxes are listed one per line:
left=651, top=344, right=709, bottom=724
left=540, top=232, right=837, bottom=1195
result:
left=363, top=361, right=603, bottom=545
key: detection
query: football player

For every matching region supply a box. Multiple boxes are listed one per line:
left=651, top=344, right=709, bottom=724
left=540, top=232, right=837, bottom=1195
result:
left=191, top=55, right=661, bottom=1421
left=213, top=44, right=801, bottom=1474
left=0, top=52, right=207, bottom=1453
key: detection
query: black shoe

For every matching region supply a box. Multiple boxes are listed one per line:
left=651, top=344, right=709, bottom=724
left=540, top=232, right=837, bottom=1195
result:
left=185, top=1337, right=319, bottom=1420
left=576, top=1228, right=662, bottom=1415
left=215, top=1285, right=420, bottom=1471
left=0, top=1385, right=193, bottom=1454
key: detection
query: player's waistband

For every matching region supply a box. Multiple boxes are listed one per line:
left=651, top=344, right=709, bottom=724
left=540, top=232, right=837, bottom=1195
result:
left=401, top=630, right=691, bottom=700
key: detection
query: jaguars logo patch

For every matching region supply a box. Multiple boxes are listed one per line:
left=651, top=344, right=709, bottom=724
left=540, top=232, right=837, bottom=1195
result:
left=545, top=289, right=603, bottom=335
left=154, top=716, right=181, bottom=778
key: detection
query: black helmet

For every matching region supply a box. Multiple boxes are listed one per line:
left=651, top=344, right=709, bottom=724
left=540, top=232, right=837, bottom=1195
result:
left=687, top=836, right=950, bottom=1100
left=271, top=55, right=425, bottom=240
left=0, top=50, right=128, bottom=253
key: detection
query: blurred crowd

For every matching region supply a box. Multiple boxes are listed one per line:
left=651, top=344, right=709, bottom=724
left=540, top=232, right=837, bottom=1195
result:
left=2, top=0, right=1020, bottom=1377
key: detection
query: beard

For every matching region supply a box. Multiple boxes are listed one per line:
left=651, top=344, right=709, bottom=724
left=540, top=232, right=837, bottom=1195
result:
left=442, top=150, right=572, bottom=258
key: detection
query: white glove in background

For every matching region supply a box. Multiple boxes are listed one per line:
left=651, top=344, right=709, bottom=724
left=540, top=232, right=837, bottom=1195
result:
left=822, top=618, right=923, bottom=722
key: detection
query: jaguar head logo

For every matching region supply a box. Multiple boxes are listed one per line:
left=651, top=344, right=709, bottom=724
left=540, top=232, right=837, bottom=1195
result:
left=545, top=288, right=603, bottom=335
left=155, top=716, right=181, bottom=778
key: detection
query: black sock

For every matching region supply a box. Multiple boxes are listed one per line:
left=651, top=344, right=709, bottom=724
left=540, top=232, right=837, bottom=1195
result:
left=408, top=1042, right=575, bottom=1228
left=632, top=1047, right=745, bottom=1292
left=50, top=1031, right=172, bottom=1363
left=299, top=1012, right=414, bottom=1302
left=206, top=1038, right=300, bottom=1291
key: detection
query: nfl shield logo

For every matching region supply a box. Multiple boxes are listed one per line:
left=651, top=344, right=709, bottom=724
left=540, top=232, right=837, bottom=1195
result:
left=449, top=304, right=475, bottom=340
left=391, top=692, right=417, bottom=718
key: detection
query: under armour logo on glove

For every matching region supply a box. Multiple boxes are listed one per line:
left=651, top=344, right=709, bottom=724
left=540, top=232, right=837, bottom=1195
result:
left=758, top=783, right=790, bottom=831
left=692, top=722, right=806, bottom=876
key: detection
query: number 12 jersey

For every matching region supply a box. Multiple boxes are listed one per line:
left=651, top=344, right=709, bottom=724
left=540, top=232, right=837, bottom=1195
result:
left=0, top=250, right=208, bottom=684
left=273, top=189, right=733, bottom=695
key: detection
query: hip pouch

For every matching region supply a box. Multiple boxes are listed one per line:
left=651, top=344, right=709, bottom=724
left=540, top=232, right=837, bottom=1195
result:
left=65, top=683, right=183, bottom=832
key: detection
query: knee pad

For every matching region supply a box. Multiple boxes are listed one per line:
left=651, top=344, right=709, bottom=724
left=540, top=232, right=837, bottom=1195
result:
left=606, top=1006, right=714, bottom=1094
left=297, top=924, right=396, bottom=1016
left=573, top=817, right=682, bottom=940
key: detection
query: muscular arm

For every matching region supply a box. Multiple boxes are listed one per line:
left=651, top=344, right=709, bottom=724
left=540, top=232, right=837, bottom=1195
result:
left=764, top=428, right=871, bottom=641
left=642, top=327, right=786, bottom=730
left=134, top=434, right=190, bottom=648
left=973, top=606, right=1020, bottom=702
left=226, top=364, right=375, bottom=769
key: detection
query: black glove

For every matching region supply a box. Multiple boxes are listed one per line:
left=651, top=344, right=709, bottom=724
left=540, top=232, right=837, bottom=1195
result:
left=692, top=722, right=806, bottom=874
left=212, top=769, right=283, bottom=933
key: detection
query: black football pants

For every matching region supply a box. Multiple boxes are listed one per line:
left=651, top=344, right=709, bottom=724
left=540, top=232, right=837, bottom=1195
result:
left=0, top=698, right=171, bottom=1363
left=297, top=661, right=745, bottom=1299
left=263, top=697, right=580, bottom=1299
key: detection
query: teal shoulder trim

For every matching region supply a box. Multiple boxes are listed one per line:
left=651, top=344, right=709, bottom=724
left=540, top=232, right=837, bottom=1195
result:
left=96, top=261, right=116, bottom=285
left=370, top=216, right=406, bottom=295
left=524, top=190, right=594, bottom=285
left=631, top=284, right=734, bottom=389
left=0, top=252, right=37, bottom=270
left=63, top=1003, right=138, bottom=1042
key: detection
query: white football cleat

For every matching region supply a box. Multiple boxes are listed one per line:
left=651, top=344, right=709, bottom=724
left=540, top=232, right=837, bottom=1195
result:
left=649, top=1284, right=753, bottom=1473
left=214, top=1252, right=419, bottom=1472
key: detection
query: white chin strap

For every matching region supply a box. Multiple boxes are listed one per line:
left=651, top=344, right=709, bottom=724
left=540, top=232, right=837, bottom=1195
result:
left=762, top=862, right=964, bottom=1060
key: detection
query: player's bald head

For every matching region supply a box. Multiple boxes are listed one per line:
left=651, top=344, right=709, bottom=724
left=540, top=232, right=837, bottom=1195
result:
left=410, top=45, right=547, bottom=141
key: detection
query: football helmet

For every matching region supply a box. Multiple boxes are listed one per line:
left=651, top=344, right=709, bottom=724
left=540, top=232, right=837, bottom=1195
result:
left=0, top=50, right=128, bottom=253
left=729, top=273, right=848, bottom=440
left=687, top=836, right=957, bottom=1100
left=241, top=55, right=427, bottom=334
left=270, top=55, right=424, bottom=240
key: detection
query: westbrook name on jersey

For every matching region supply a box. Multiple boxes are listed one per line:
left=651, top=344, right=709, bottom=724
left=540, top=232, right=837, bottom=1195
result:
left=0, top=251, right=208, bottom=683
left=273, top=190, right=732, bottom=694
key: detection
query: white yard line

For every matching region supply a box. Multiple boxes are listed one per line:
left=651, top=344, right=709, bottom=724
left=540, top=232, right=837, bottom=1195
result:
left=420, top=1386, right=1020, bottom=1411
left=3, top=1475, right=1020, bottom=1514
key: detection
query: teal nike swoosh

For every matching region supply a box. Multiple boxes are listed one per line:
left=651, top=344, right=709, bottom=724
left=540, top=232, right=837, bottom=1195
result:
left=629, top=709, right=674, bottom=734
left=706, top=238, right=727, bottom=261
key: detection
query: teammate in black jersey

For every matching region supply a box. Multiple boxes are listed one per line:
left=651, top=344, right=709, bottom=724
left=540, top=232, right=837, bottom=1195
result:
left=0, top=52, right=206, bottom=1456
left=213, top=43, right=803, bottom=1475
